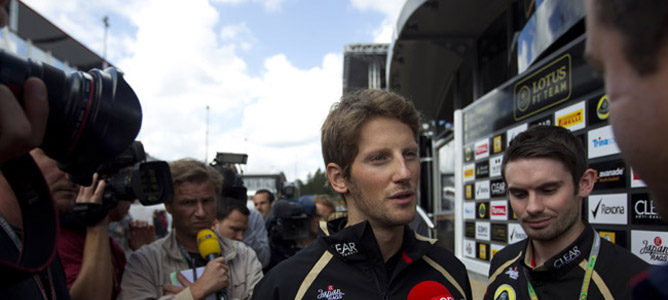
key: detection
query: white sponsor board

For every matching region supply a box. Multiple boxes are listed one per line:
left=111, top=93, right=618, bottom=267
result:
left=464, top=163, right=475, bottom=182
left=631, top=168, right=647, bottom=188
left=475, top=180, right=491, bottom=200
left=588, top=125, right=621, bottom=159
left=463, top=202, right=476, bottom=220
left=490, top=155, right=503, bottom=177
left=508, top=223, right=527, bottom=244
left=506, top=123, right=528, bottom=147
left=464, top=239, right=476, bottom=258
left=631, top=230, right=668, bottom=265
left=554, top=101, right=586, bottom=131
left=475, top=138, right=490, bottom=160
left=588, top=193, right=628, bottom=225
left=476, top=221, right=491, bottom=241
left=490, top=200, right=508, bottom=220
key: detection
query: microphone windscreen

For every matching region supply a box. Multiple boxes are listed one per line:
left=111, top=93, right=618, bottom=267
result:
left=197, top=229, right=221, bottom=259
left=407, top=280, right=453, bottom=300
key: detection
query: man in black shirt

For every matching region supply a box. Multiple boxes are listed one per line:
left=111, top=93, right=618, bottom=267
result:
left=485, top=126, right=647, bottom=299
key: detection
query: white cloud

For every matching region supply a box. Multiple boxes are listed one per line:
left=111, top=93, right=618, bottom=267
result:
left=22, top=0, right=341, bottom=181
left=211, top=0, right=288, bottom=12
left=349, top=0, right=405, bottom=43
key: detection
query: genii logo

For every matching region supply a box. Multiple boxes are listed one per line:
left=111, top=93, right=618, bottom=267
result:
left=555, top=101, right=586, bottom=131
left=588, top=125, right=621, bottom=159
left=476, top=221, right=491, bottom=241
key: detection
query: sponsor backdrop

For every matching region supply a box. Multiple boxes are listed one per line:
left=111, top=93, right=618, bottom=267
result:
left=458, top=36, right=668, bottom=273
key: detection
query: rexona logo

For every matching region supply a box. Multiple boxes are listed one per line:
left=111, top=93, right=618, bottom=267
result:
left=475, top=180, right=491, bottom=200
left=588, top=194, right=627, bottom=225
left=588, top=125, right=621, bottom=159
left=506, top=123, right=528, bottom=147
left=508, top=223, right=527, bottom=244
left=632, top=230, right=668, bottom=265
left=632, top=193, right=666, bottom=225
left=555, top=101, right=586, bottom=131
left=513, top=54, right=571, bottom=121
left=475, top=139, right=490, bottom=160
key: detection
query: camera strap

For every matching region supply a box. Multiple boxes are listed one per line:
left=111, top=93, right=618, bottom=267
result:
left=0, top=154, right=58, bottom=286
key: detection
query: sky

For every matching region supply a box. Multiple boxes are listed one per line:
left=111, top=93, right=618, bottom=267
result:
left=22, top=0, right=406, bottom=182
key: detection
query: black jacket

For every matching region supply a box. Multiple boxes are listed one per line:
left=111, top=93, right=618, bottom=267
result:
left=252, top=216, right=472, bottom=299
left=485, top=223, right=649, bottom=300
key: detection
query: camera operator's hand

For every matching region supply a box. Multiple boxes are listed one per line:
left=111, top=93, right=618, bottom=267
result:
left=128, top=219, right=155, bottom=251
left=163, top=256, right=229, bottom=300
left=68, top=174, right=114, bottom=300
left=0, top=77, right=48, bottom=165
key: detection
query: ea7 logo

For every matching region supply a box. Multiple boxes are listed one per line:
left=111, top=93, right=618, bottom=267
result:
left=334, top=242, right=358, bottom=257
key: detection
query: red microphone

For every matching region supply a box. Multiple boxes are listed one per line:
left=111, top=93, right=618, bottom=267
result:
left=407, top=281, right=453, bottom=300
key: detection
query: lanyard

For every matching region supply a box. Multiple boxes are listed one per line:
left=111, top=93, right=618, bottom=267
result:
left=526, top=229, right=601, bottom=300
left=177, top=242, right=199, bottom=280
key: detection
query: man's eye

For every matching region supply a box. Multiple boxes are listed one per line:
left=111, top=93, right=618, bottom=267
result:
left=371, top=154, right=387, bottom=162
left=404, top=151, right=418, bottom=159
left=509, top=190, right=527, bottom=198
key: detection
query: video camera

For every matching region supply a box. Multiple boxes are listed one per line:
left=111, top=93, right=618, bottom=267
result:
left=271, top=198, right=315, bottom=241
left=0, top=50, right=142, bottom=284
left=210, top=152, right=248, bottom=201
left=65, top=141, right=174, bottom=227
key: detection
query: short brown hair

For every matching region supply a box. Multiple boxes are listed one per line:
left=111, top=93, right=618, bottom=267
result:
left=169, top=158, right=223, bottom=196
left=501, top=126, right=587, bottom=190
left=592, top=0, right=668, bottom=75
left=312, top=194, right=335, bottom=212
left=321, top=89, right=420, bottom=178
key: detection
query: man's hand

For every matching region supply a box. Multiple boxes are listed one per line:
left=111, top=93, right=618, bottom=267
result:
left=162, top=257, right=229, bottom=300
left=128, top=220, right=155, bottom=250
left=76, top=173, right=106, bottom=205
left=0, top=78, right=48, bottom=165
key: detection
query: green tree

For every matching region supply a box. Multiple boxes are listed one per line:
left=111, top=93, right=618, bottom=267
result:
left=298, top=168, right=335, bottom=197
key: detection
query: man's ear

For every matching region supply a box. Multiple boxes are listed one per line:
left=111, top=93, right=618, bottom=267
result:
left=577, top=168, right=597, bottom=197
left=326, top=162, right=348, bottom=194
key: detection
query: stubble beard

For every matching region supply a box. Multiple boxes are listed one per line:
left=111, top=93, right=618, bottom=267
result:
left=346, top=179, right=415, bottom=228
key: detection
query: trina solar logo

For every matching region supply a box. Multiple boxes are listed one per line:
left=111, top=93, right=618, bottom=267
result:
left=588, top=125, right=621, bottom=159
left=555, top=101, right=585, bottom=131
left=464, top=202, right=475, bottom=219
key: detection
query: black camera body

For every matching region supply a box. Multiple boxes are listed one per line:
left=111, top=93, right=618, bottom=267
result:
left=65, top=141, right=174, bottom=228
left=271, top=198, right=315, bottom=241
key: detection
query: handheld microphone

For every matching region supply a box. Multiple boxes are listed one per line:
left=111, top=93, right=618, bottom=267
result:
left=407, top=281, right=453, bottom=300
left=197, top=229, right=221, bottom=261
left=197, top=229, right=227, bottom=300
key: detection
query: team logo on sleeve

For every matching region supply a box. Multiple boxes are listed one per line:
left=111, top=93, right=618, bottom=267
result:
left=505, top=266, right=519, bottom=280
left=316, top=285, right=345, bottom=300
left=494, top=284, right=516, bottom=300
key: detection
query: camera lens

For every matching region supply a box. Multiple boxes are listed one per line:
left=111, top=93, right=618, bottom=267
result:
left=0, top=50, right=142, bottom=185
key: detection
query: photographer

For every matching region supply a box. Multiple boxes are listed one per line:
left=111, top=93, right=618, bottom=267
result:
left=264, top=196, right=316, bottom=272
left=31, top=148, right=155, bottom=300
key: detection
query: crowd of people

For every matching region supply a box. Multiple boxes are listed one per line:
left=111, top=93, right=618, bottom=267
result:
left=2, top=0, right=668, bottom=299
